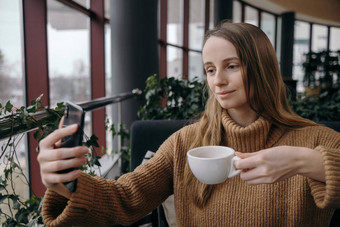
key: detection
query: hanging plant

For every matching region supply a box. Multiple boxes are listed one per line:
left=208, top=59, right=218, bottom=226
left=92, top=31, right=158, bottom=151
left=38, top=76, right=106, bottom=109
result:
left=0, top=95, right=101, bottom=226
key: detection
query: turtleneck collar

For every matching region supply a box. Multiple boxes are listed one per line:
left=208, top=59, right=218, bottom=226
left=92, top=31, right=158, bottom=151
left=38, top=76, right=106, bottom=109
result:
left=221, top=110, right=285, bottom=152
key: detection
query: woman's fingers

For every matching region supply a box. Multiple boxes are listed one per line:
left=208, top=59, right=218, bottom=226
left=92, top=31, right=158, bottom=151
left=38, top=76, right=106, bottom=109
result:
left=40, top=156, right=87, bottom=173
left=234, top=151, right=263, bottom=170
left=39, top=124, right=79, bottom=149
left=38, top=145, right=89, bottom=162
left=42, top=169, right=82, bottom=186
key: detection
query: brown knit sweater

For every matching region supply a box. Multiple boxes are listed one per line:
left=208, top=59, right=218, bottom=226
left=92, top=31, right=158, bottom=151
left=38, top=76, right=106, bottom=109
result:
left=42, top=112, right=340, bottom=226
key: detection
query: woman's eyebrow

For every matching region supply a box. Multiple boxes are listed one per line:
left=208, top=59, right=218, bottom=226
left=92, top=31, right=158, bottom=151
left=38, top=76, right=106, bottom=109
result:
left=204, top=57, right=239, bottom=66
left=222, top=57, right=239, bottom=62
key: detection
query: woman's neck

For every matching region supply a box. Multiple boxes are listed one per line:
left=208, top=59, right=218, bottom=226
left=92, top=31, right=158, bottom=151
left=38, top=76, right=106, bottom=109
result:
left=227, top=108, right=258, bottom=127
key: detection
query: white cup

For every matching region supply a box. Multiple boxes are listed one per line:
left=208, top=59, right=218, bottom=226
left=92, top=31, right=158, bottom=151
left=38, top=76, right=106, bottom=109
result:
left=187, top=146, right=241, bottom=184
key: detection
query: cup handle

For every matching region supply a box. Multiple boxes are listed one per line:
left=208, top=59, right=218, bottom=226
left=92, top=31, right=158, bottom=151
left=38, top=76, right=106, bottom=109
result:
left=228, top=156, right=242, bottom=178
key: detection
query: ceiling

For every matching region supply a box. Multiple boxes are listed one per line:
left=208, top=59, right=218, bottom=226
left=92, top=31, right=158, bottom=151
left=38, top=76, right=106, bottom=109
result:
left=243, top=0, right=340, bottom=27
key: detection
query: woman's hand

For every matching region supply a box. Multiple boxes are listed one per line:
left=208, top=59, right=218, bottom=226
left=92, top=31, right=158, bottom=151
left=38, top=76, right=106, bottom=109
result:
left=234, top=146, right=325, bottom=185
left=37, top=123, right=89, bottom=198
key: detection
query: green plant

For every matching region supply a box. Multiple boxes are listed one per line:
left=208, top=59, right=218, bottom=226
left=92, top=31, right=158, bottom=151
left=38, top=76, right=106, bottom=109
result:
left=303, top=50, right=340, bottom=90
left=291, top=88, right=340, bottom=121
left=138, top=74, right=340, bottom=122
left=105, top=119, right=130, bottom=174
left=0, top=95, right=101, bottom=226
left=138, top=75, right=208, bottom=120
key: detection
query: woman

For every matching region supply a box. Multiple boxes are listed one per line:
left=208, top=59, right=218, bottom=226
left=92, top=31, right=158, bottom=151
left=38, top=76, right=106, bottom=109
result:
left=38, top=22, right=340, bottom=226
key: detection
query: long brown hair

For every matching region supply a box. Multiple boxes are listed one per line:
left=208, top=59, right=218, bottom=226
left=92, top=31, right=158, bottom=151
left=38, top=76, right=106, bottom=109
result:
left=184, top=22, right=315, bottom=208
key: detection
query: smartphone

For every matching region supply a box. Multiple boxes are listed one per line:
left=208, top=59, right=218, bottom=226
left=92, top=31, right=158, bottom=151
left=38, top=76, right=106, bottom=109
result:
left=59, top=101, right=85, bottom=192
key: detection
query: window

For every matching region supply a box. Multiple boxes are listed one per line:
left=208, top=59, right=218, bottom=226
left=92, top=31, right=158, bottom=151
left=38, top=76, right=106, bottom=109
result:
left=209, top=0, right=214, bottom=29
left=261, top=12, right=275, bottom=47
left=233, top=0, right=242, bottom=23
left=330, top=27, right=340, bottom=51
left=47, top=0, right=92, bottom=135
left=312, top=24, right=328, bottom=52
left=168, top=0, right=183, bottom=46
left=188, top=0, right=204, bottom=80
left=0, top=0, right=29, bottom=213
left=189, top=0, right=204, bottom=50
left=276, top=17, right=282, bottom=65
left=105, top=23, right=113, bottom=152
left=0, top=0, right=25, bottom=106
left=244, top=5, right=258, bottom=26
left=189, top=51, right=203, bottom=80
left=167, top=0, right=184, bottom=78
left=293, top=21, right=310, bottom=92
left=167, top=46, right=183, bottom=78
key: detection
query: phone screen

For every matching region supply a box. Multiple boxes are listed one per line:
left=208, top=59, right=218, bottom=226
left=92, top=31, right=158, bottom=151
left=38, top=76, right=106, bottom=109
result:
left=59, top=101, right=85, bottom=192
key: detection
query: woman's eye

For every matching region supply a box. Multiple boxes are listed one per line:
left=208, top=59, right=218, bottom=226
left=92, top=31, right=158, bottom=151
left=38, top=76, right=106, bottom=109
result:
left=227, top=64, right=239, bottom=70
left=206, top=68, right=215, bottom=74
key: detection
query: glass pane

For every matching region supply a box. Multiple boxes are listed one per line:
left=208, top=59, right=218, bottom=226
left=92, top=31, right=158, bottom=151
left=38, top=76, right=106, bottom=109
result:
left=0, top=0, right=29, bottom=218
left=276, top=17, right=282, bottom=65
left=189, top=0, right=204, bottom=50
left=244, top=6, right=258, bottom=26
left=312, top=24, right=327, bottom=52
left=261, top=12, right=275, bottom=47
left=209, top=0, right=214, bottom=29
left=0, top=0, right=25, bottom=106
left=47, top=0, right=92, bottom=135
left=233, top=0, right=242, bottom=23
left=330, top=27, right=340, bottom=51
left=105, top=24, right=113, bottom=152
left=168, top=0, right=183, bottom=45
left=167, top=46, right=183, bottom=79
left=293, top=21, right=310, bottom=93
left=72, top=0, right=88, bottom=8
left=104, top=0, right=110, bottom=19
left=189, top=51, right=204, bottom=81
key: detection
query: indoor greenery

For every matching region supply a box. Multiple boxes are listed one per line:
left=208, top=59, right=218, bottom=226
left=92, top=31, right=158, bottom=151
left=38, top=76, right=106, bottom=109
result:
left=290, top=88, right=340, bottom=121
left=303, top=50, right=340, bottom=91
left=0, top=95, right=100, bottom=226
left=138, top=74, right=340, bottom=122
left=137, top=74, right=208, bottom=120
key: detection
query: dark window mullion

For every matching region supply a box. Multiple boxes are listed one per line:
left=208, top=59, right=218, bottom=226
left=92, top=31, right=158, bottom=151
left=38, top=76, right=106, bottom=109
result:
left=327, top=26, right=331, bottom=51
left=241, top=1, right=245, bottom=22
left=183, top=0, right=189, bottom=79
left=90, top=0, right=106, bottom=153
left=204, top=0, right=210, bottom=34
left=159, top=0, right=167, bottom=79
left=309, top=23, right=313, bottom=52
left=23, top=0, right=49, bottom=197
left=274, top=15, right=278, bottom=50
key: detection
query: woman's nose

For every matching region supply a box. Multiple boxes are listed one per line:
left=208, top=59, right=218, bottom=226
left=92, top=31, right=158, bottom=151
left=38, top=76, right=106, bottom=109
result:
left=214, top=69, right=228, bottom=86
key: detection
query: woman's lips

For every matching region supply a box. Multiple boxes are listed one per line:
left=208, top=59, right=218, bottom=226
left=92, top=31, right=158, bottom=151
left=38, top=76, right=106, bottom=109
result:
left=215, top=90, right=235, bottom=97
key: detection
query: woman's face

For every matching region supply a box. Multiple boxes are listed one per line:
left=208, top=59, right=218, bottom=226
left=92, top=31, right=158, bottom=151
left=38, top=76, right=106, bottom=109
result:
left=203, top=36, right=251, bottom=113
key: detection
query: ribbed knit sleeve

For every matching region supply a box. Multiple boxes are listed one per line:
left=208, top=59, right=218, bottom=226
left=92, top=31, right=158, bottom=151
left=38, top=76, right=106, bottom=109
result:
left=308, top=126, right=340, bottom=209
left=309, top=146, right=340, bottom=209
left=42, top=134, right=176, bottom=226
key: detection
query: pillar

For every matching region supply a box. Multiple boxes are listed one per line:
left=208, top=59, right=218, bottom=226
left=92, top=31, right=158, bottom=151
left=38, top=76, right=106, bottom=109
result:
left=214, top=0, right=233, bottom=26
left=280, top=12, right=297, bottom=99
left=110, top=0, right=159, bottom=137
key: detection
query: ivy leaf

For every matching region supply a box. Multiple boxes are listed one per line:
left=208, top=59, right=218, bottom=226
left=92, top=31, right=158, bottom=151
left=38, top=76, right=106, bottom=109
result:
left=84, top=135, right=99, bottom=148
left=5, top=100, right=13, bottom=112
